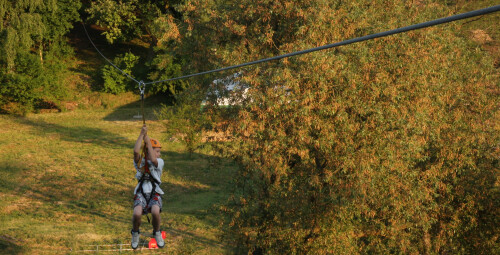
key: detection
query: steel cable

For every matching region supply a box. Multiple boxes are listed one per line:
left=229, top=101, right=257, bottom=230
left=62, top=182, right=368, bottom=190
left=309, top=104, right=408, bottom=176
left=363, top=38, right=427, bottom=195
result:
left=83, top=5, right=500, bottom=86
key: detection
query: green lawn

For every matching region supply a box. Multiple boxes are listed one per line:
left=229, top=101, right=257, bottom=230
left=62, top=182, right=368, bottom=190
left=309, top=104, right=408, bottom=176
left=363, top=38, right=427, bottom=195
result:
left=0, top=105, right=236, bottom=254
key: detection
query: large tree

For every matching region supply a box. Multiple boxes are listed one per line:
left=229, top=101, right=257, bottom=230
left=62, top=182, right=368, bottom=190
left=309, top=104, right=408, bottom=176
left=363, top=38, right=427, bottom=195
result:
left=86, top=0, right=181, bottom=60
left=183, top=0, right=499, bottom=253
left=86, top=0, right=189, bottom=95
left=0, top=0, right=81, bottom=113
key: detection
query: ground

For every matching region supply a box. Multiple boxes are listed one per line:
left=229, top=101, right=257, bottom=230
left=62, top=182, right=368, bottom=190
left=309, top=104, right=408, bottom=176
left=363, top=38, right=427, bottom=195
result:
left=0, top=106, right=236, bottom=254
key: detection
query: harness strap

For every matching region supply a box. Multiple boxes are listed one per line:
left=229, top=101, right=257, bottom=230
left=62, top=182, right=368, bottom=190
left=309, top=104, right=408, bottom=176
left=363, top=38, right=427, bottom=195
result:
left=137, top=146, right=160, bottom=223
left=137, top=173, right=160, bottom=204
left=136, top=161, right=161, bottom=223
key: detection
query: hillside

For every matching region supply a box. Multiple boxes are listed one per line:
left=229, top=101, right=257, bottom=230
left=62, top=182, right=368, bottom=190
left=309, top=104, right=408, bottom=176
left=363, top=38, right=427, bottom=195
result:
left=0, top=109, right=237, bottom=253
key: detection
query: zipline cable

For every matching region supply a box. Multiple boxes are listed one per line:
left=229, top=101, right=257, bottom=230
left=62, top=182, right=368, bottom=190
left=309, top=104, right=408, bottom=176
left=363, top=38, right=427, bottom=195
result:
left=82, top=23, right=147, bottom=123
left=82, top=23, right=140, bottom=84
left=144, top=5, right=500, bottom=84
left=83, top=5, right=500, bottom=86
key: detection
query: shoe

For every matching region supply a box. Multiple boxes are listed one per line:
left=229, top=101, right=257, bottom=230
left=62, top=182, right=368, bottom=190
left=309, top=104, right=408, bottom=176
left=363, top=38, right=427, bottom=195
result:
left=153, top=230, right=165, bottom=248
left=131, top=230, right=140, bottom=249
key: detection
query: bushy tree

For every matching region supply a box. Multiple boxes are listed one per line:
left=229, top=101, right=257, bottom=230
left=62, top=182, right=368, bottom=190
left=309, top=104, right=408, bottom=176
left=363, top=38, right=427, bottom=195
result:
left=101, top=52, right=139, bottom=94
left=147, top=51, right=188, bottom=96
left=185, top=0, right=498, bottom=253
left=0, top=0, right=81, bottom=114
left=86, top=0, right=187, bottom=95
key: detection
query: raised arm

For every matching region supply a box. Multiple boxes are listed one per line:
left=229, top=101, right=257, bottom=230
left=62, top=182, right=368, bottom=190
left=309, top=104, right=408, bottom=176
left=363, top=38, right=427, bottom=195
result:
left=143, top=134, right=159, bottom=167
left=133, top=125, right=147, bottom=164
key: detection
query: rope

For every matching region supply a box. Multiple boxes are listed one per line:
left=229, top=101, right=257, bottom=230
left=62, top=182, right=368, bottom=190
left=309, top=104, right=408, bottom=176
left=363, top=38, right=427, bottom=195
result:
left=139, top=80, right=146, bottom=124
left=83, top=5, right=500, bottom=85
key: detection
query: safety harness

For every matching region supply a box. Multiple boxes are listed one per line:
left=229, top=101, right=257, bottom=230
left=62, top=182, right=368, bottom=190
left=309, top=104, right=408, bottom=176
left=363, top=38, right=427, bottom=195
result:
left=136, top=146, right=161, bottom=223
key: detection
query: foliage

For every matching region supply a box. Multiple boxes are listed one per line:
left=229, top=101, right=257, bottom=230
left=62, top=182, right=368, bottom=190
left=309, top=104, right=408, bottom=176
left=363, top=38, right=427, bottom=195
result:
left=41, top=0, right=82, bottom=42
left=156, top=88, right=209, bottom=156
left=183, top=0, right=499, bottom=253
left=101, top=52, right=139, bottom=94
left=0, top=0, right=44, bottom=71
left=0, top=53, right=42, bottom=114
left=0, top=0, right=81, bottom=113
left=86, top=0, right=180, bottom=48
left=147, top=52, right=189, bottom=96
left=0, top=50, right=71, bottom=115
left=86, top=0, right=140, bottom=44
left=87, top=0, right=187, bottom=97
left=0, top=0, right=80, bottom=70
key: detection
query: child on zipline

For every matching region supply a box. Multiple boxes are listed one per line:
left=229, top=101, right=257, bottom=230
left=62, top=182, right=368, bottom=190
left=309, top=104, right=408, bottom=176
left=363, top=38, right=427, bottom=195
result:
left=131, top=124, right=165, bottom=249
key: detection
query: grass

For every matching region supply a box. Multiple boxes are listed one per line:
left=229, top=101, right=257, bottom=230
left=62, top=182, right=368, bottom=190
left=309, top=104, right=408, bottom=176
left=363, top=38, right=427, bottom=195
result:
left=0, top=103, right=237, bottom=254
left=455, top=0, right=500, bottom=67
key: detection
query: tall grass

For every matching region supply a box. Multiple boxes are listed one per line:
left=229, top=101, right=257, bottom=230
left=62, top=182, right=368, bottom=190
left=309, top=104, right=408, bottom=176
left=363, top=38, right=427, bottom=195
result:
left=0, top=105, right=236, bottom=254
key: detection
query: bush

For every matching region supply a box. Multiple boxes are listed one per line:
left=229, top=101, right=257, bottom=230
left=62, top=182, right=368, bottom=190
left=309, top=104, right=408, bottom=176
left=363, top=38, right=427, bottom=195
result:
left=101, top=52, right=139, bottom=94
left=156, top=88, right=209, bottom=156
left=1, top=53, right=44, bottom=114
left=0, top=39, right=75, bottom=115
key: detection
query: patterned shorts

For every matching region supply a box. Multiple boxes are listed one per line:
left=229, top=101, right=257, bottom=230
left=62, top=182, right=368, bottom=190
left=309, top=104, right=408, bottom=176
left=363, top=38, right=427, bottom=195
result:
left=133, top=193, right=162, bottom=214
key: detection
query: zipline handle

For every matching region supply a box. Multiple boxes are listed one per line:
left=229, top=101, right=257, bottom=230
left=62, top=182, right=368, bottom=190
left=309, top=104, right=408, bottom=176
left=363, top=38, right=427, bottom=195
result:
left=138, top=80, right=146, bottom=100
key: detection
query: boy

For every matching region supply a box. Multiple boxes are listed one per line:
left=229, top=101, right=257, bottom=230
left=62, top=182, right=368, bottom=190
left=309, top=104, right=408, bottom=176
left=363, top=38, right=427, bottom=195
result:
left=131, top=124, right=165, bottom=249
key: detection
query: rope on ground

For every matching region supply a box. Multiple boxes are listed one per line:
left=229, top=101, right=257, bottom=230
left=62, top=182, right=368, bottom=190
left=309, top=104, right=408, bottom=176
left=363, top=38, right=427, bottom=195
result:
left=83, top=5, right=500, bottom=86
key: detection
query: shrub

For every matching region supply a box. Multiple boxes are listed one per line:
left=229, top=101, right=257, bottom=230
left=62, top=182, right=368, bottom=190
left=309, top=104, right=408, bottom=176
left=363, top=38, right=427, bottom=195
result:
left=101, top=52, right=139, bottom=94
left=1, top=53, right=44, bottom=114
left=147, top=51, right=188, bottom=96
left=156, top=88, right=209, bottom=156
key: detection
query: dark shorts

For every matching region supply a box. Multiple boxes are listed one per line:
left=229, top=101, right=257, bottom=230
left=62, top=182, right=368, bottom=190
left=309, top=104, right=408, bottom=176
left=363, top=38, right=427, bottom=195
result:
left=133, top=193, right=162, bottom=214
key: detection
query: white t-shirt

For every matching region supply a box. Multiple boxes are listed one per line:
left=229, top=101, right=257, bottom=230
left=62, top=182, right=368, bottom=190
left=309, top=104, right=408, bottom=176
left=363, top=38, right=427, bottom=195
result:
left=133, top=158, right=164, bottom=195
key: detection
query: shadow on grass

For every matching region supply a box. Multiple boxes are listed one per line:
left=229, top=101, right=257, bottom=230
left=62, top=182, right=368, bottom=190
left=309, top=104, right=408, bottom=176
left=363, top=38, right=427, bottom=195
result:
left=0, top=161, right=26, bottom=194
left=103, top=94, right=173, bottom=121
left=167, top=227, right=223, bottom=248
left=0, top=163, right=26, bottom=252
left=0, top=150, right=132, bottom=225
left=16, top=175, right=134, bottom=225
left=158, top=150, right=237, bottom=251
left=0, top=237, right=23, bottom=255
left=13, top=117, right=131, bottom=150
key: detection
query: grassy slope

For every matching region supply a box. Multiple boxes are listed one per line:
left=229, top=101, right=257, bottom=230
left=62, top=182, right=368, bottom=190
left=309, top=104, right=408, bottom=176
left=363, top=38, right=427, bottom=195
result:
left=0, top=108, right=236, bottom=254
left=454, top=0, right=499, bottom=67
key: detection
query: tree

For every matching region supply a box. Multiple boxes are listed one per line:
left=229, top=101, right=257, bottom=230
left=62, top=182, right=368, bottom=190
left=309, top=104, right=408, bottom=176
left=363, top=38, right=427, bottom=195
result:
left=1, top=0, right=44, bottom=72
left=0, top=0, right=81, bottom=114
left=184, top=0, right=499, bottom=253
left=86, top=0, right=187, bottom=95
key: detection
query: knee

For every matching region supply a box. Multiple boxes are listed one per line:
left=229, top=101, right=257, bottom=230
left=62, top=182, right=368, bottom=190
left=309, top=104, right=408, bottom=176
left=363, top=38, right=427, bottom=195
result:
left=133, top=207, right=143, bottom=218
left=151, top=205, right=160, bottom=216
left=133, top=212, right=141, bottom=219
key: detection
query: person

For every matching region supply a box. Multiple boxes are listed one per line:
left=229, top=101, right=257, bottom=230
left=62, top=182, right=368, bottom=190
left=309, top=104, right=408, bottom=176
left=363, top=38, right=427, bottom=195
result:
left=131, top=124, right=165, bottom=249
